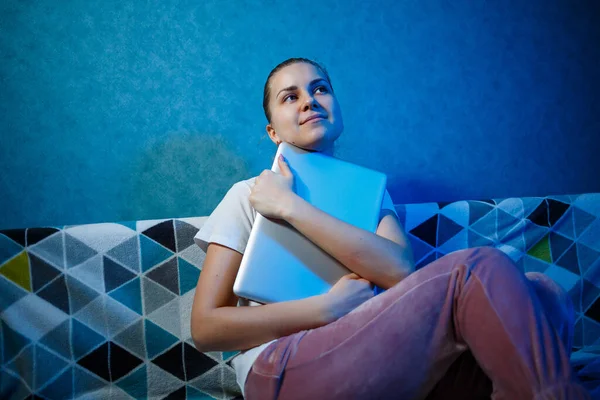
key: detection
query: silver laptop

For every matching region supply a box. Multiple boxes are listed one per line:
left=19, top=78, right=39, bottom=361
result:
left=233, top=142, right=388, bottom=304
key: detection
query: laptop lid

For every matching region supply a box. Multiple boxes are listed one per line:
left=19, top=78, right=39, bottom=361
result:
left=233, top=143, right=387, bottom=304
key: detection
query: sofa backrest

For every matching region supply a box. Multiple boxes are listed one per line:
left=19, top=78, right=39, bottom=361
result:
left=0, top=193, right=599, bottom=399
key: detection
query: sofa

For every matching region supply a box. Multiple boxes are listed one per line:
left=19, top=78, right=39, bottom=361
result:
left=1, top=193, right=599, bottom=399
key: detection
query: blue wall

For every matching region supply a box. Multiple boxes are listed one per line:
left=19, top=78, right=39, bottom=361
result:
left=1, top=0, right=599, bottom=229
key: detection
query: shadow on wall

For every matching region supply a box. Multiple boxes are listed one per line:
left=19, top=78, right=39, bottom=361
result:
left=123, top=131, right=250, bottom=220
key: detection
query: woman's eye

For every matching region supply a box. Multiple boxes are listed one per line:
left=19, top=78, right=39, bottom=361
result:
left=314, top=86, right=328, bottom=94
left=284, top=94, right=297, bottom=102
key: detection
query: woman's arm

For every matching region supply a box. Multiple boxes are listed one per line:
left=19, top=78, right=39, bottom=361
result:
left=191, top=243, right=334, bottom=352
left=282, top=198, right=415, bottom=290
left=250, top=157, right=415, bottom=290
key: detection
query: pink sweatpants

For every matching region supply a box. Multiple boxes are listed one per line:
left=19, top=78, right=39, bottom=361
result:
left=245, top=247, right=590, bottom=399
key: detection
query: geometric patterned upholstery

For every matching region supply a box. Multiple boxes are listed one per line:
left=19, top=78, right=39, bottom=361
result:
left=1, top=194, right=599, bottom=399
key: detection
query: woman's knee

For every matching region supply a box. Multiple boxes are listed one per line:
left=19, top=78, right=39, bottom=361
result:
left=461, top=246, right=516, bottom=273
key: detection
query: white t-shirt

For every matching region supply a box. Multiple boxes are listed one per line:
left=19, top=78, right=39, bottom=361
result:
left=194, top=176, right=398, bottom=396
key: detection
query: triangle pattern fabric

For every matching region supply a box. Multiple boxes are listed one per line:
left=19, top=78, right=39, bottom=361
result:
left=409, top=215, right=438, bottom=248
left=142, top=276, right=177, bottom=315
left=574, top=207, right=596, bottom=238
left=549, top=232, right=575, bottom=263
left=6, top=344, right=33, bottom=389
left=175, top=220, right=198, bottom=252
left=496, top=208, right=522, bottom=241
left=66, top=275, right=101, bottom=315
left=147, top=362, right=184, bottom=399
left=164, top=386, right=187, bottom=399
left=39, top=319, right=71, bottom=360
left=178, top=258, right=200, bottom=296
left=439, top=201, right=469, bottom=227
left=39, top=365, right=73, bottom=400
left=109, top=277, right=143, bottom=315
left=547, top=199, right=571, bottom=227
left=104, top=256, right=136, bottom=293
left=403, top=203, right=439, bottom=231
left=183, top=342, right=218, bottom=380
left=2, top=320, right=31, bottom=364
left=147, top=257, right=179, bottom=295
left=555, top=208, right=577, bottom=240
left=71, top=318, right=105, bottom=360
left=0, top=197, right=597, bottom=398
left=407, top=234, right=434, bottom=264
left=577, top=243, right=600, bottom=275
left=178, top=242, right=206, bottom=269
left=527, top=199, right=570, bottom=228
left=467, top=229, right=494, bottom=248
left=0, top=233, right=23, bottom=265
left=523, top=221, right=549, bottom=252
left=416, top=251, right=437, bottom=270
left=437, top=214, right=463, bottom=246
left=582, top=317, right=600, bottom=347
left=0, top=274, right=27, bottom=312
left=66, top=254, right=104, bottom=293
left=113, top=318, right=146, bottom=360
left=64, top=223, right=137, bottom=254
left=30, top=252, right=61, bottom=293
left=140, top=234, right=174, bottom=273
left=103, top=296, right=140, bottom=339
left=188, top=364, right=230, bottom=399
left=580, top=219, right=600, bottom=252
left=74, top=297, right=109, bottom=338
left=109, top=341, right=144, bottom=381
left=116, top=364, right=147, bottom=399
left=0, top=366, right=30, bottom=399
left=77, top=341, right=110, bottom=381
left=35, top=343, right=69, bottom=390
left=496, top=198, right=525, bottom=219
left=65, top=233, right=98, bottom=269
left=468, top=201, right=495, bottom=225
left=143, top=220, right=177, bottom=253
left=107, top=235, right=140, bottom=273
left=1, top=229, right=26, bottom=247
left=179, top=290, right=195, bottom=342
left=519, top=255, right=551, bottom=274
left=470, top=209, right=499, bottom=241
left=0, top=251, right=31, bottom=292
left=145, top=319, right=179, bottom=359
left=37, top=274, right=70, bottom=314
left=438, top=229, right=468, bottom=255
left=76, top=341, right=143, bottom=383
left=73, top=365, right=107, bottom=398
left=151, top=342, right=186, bottom=380
left=27, top=228, right=60, bottom=247
left=527, top=235, right=552, bottom=264
left=543, top=264, right=579, bottom=292
left=27, top=231, right=65, bottom=270
left=148, top=296, right=182, bottom=338
left=556, top=245, right=580, bottom=275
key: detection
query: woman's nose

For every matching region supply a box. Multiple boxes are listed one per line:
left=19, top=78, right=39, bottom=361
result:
left=302, top=97, right=320, bottom=111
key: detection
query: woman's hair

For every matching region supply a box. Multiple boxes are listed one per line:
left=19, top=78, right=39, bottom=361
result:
left=262, top=58, right=334, bottom=123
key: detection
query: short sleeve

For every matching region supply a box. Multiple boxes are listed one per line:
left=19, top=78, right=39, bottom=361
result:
left=381, top=189, right=398, bottom=218
left=194, top=181, right=256, bottom=254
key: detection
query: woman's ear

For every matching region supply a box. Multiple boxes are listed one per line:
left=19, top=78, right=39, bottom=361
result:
left=266, top=124, right=281, bottom=145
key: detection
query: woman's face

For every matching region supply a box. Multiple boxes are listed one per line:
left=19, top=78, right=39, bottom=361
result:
left=266, top=62, right=344, bottom=154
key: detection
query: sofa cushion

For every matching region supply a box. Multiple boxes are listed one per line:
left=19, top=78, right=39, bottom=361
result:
left=0, top=194, right=599, bottom=398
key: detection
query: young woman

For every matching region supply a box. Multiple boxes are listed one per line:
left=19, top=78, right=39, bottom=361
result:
left=190, top=58, right=588, bottom=399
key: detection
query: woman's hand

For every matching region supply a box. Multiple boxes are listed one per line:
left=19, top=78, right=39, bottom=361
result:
left=249, top=155, right=297, bottom=220
left=322, top=273, right=374, bottom=322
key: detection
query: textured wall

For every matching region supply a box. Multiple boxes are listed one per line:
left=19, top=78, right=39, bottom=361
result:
left=1, top=0, right=599, bottom=229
